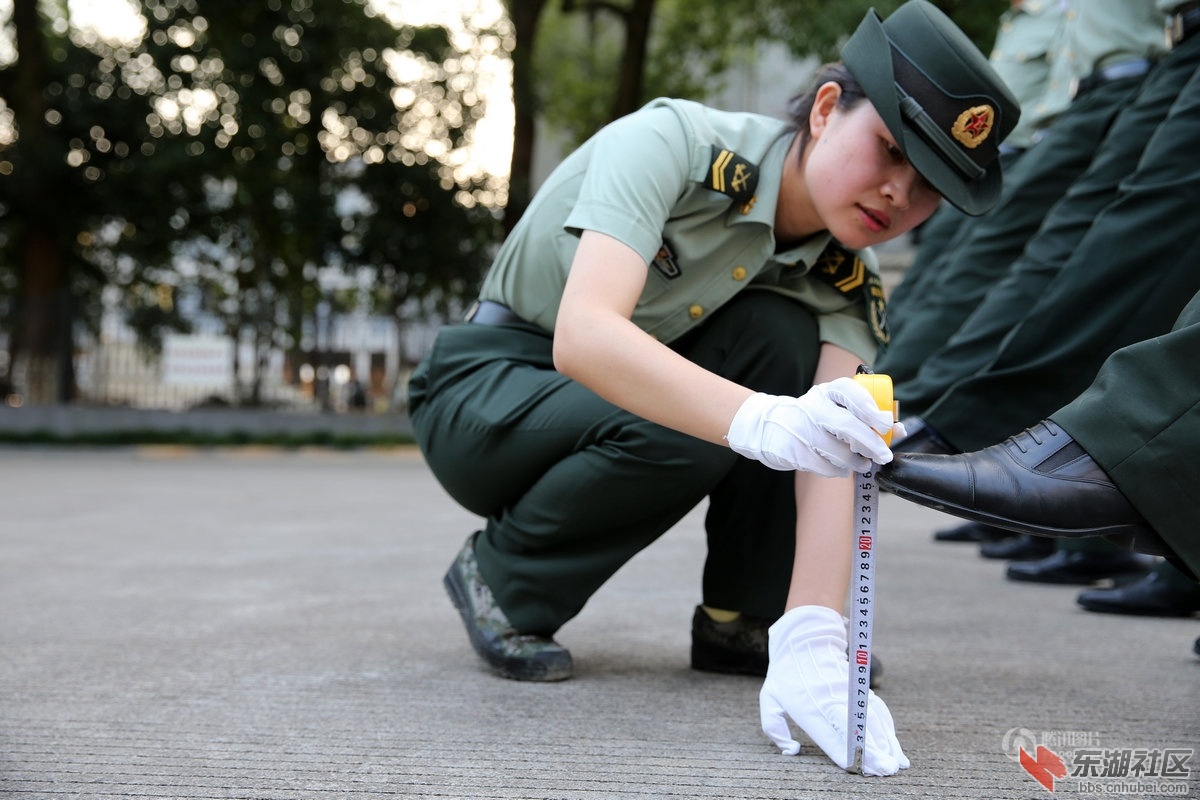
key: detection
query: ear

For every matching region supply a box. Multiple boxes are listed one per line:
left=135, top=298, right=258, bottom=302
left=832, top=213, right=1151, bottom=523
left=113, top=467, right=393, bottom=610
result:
left=808, top=81, right=843, bottom=141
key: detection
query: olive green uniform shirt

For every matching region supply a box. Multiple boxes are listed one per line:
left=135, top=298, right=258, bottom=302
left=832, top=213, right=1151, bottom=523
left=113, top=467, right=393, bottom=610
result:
left=1042, top=0, right=1168, bottom=111
left=479, top=98, right=884, bottom=364
left=989, top=0, right=1069, bottom=149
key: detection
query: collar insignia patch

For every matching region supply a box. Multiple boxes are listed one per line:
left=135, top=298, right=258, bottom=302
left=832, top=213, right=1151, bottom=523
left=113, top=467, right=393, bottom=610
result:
left=812, top=244, right=890, bottom=347
left=705, top=146, right=759, bottom=213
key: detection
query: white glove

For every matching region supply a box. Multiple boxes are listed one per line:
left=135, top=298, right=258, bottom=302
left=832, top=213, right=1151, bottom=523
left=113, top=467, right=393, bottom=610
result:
left=759, top=605, right=909, bottom=777
left=726, top=379, right=904, bottom=477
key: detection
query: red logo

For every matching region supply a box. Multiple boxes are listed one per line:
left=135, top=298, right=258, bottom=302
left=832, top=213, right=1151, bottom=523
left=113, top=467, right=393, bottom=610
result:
left=1019, top=745, right=1067, bottom=793
left=962, top=110, right=991, bottom=137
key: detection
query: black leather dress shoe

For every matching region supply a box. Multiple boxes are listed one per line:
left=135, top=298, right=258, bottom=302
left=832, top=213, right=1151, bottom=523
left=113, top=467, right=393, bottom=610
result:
left=878, top=420, right=1154, bottom=541
left=979, top=533, right=1056, bottom=561
left=1077, top=571, right=1200, bottom=616
left=891, top=417, right=959, bottom=455
left=1006, top=549, right=1154, bottom=585
left=934, top=520, right=1013, bottom=543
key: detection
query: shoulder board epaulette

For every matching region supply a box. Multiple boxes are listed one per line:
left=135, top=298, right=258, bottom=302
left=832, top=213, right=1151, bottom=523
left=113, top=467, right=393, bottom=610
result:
left=704, top=146, right=759, bottom=214
left=811, top=243, right=890, bottom=348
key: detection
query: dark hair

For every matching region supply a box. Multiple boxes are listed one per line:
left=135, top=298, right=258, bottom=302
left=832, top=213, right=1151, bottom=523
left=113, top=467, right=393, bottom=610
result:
left=786, top=62, right=868, bottom=150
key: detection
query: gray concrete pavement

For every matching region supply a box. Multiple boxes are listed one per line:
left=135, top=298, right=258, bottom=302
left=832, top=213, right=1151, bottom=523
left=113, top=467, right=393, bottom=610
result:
left=1, top=447, right=1196, bottom=799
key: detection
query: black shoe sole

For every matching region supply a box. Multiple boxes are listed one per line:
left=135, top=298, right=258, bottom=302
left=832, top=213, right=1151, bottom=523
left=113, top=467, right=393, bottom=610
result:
left=1007, top=565, right=1150, bottom=586
left=691, top=640, right=767, bottom=677
left=443, top=564, right=572, bottom=682
left=880, top=481, right=1148, bottom=540
left=1077, top=587, right=1200, bottom=616
left=934, top=525, right=1012, bottom=543
left=979, top=534, right=1056, bottom=561
left=1077, top=600, right=1200, bottom=617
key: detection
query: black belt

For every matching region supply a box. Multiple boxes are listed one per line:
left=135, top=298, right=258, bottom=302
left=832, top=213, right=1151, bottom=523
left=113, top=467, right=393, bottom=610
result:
left=1072, top=58, right=1154, bottom=98
left=1170, top=2, right=1200, bottom=47
left=465, top=299, right=526, bottom=326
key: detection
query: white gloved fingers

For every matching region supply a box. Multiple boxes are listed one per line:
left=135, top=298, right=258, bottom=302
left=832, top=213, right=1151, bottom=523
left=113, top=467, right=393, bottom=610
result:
left=866, top=689, right=900, bottom=737
left=826, top=423, right=893, bottom=465
left=754, top=442, right=849, bottom=477
left=867, top=692, right=910, bottom=771
left=809, top=403, right=890, bottom=458
left=761, top=606, right=908, bottom=776
left=810, top=446, right=868, bottom=477
left=861, top=690, right=908, bottom=776
left=817, top=378, right=898, bottom=465
left=728, top=392, right=863, bottom=475
left=862, top=745, right=902, bottom=777
left=890, top=419, right=909, bottom=442
left=758, top=687, right=802, bottom=756
left=820, top=378, right=896, bottom=433
left=726, top=387, right=894, bottom=475
left=762, top=406, right=873, bottom=475
left=770, top=424, right=861, bottom=477
left=781, top=629, right=856, bottom=770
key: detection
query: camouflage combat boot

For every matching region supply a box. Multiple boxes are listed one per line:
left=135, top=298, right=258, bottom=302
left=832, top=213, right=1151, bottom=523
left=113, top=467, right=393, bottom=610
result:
left=443, top=532, right=573, bottom=682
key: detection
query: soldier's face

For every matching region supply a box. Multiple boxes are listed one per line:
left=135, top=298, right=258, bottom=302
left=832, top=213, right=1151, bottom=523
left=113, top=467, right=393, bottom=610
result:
left=783, top=84, right=941, bottom=249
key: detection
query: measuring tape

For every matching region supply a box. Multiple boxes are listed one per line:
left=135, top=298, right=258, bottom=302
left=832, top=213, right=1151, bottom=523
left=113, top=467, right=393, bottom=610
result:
left=846, top=370, right=897, bottom=773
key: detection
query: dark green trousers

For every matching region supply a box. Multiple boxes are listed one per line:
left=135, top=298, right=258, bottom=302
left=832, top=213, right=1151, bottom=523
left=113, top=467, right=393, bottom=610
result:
left=911, top=36, right=1200, bottom=450
left=881, top=147, right=1023, bottom=365
left=1053, top=291, right=1200, bottom=578
left=883, top=199, right=970, bottom=343
left=877, top=76, right=1142, bottom=386
left=408, top=291, right=822, bottom=634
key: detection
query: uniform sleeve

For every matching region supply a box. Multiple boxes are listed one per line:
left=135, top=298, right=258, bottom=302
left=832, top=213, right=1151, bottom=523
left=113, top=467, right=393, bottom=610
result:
left=755, top=282, right=879, bottom=364
left=562, top=103, right=698, bottom=263
left=818, top=307, right=879, bottom=365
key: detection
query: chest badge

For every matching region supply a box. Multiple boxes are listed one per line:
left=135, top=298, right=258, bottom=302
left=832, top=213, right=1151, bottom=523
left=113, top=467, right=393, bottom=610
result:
left=651, top=239, right=682, bottom=280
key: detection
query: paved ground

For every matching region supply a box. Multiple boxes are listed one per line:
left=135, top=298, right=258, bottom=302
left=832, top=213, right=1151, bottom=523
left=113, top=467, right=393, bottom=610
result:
left=1, top=447, right=1196, bottom=799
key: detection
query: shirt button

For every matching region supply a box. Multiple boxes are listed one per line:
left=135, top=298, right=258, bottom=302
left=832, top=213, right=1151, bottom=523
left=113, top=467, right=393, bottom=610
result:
left=732, top=266, right=747, bottom=281
left=689, top=304, right=704, bottom=319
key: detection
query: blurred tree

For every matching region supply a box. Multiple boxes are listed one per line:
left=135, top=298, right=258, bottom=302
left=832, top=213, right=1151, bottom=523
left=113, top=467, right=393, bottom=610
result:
left=0, top=0, right=165, bottom=403
left=499, top=0, right=545, bottom=233
left=0, top=0, right=498, bottom=406
left=135, top=0, right=499, bottom=404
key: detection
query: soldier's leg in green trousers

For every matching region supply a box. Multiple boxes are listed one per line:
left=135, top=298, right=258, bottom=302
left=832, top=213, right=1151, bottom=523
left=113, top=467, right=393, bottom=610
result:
left=877, top=79, right=1139, bottom=388
left=881, top=147, right=1022, bottom=364
left=883, top=200, right=969, bottom=342
left=922, top=45, right=1200, bottom=450
left=409, top=291, right=821, bottom=635
left=679, top=293, right=821, bottom=620
left=1053, top=292, right=1200, bottom=577
left=1155, top=560, right=1200, bottom=593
